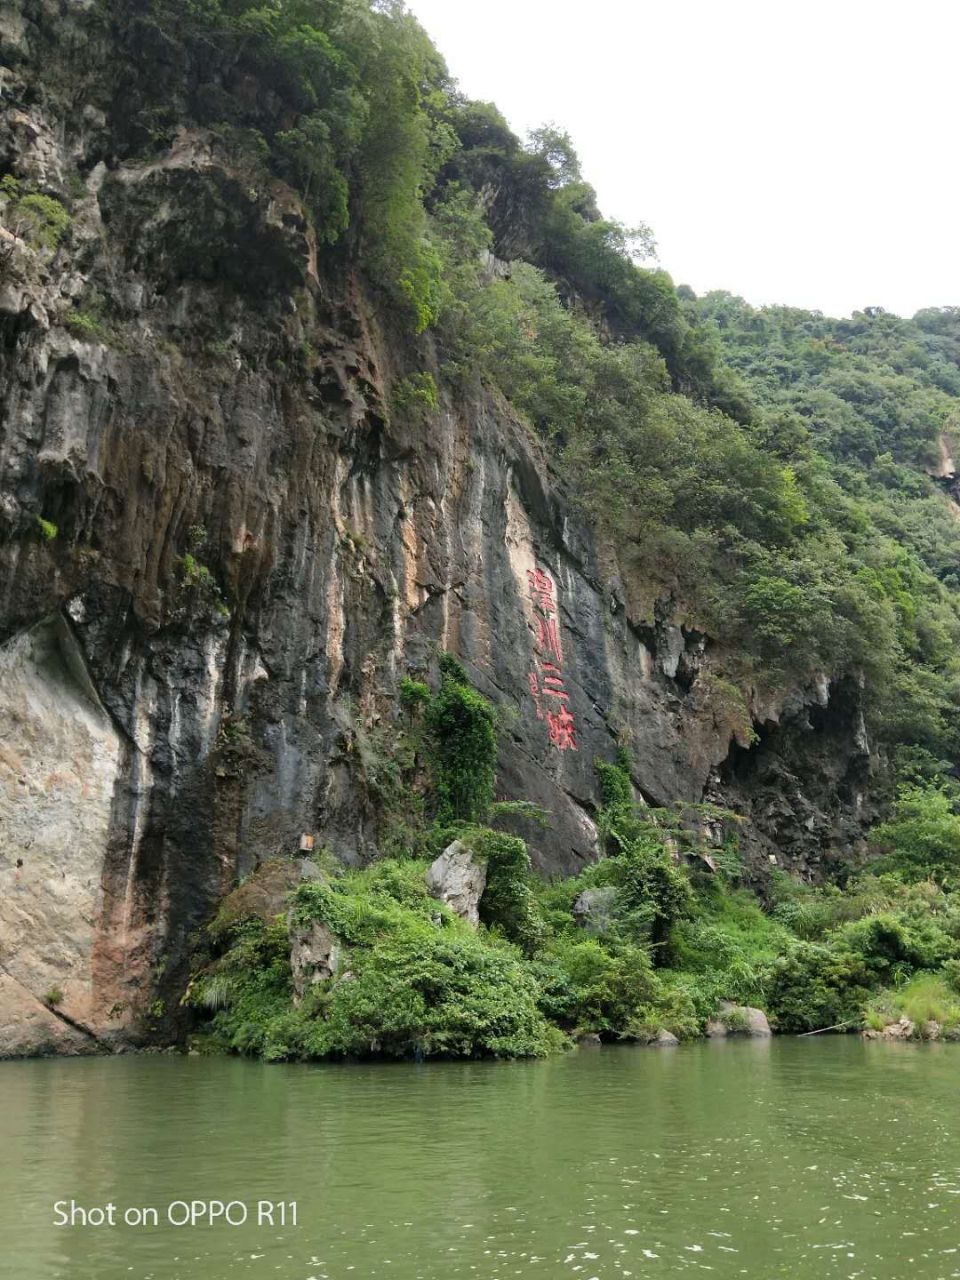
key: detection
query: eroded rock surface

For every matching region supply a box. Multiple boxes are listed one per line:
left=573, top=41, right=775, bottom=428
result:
left=426, top=842, right=487, bottom=927
left=0, top=616, right=124, bottom=1053
left=290, top=920, right=341, bottom=1001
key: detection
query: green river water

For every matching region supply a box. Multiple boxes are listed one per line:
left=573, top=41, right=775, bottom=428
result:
left=3, top=1037, right=960, bottom=1280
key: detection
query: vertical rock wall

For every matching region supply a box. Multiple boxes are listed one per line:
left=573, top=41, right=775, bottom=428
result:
left=0, top=616, right=122, bottom=1052
left=0, top=1, right=877, bottom=1054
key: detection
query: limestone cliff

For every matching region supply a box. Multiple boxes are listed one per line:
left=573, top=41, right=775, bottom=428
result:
left=0, top=1, right=874, bottom=1055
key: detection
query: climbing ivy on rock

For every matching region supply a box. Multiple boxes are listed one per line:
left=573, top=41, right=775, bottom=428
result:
left=424, top=653, right=497, bottom=825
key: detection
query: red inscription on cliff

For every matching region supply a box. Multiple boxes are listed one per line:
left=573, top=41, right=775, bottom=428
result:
left=526, top=566, right=577, bottom=751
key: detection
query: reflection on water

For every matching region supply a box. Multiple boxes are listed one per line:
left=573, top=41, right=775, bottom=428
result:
left=3, top=1038, right=960, bottom=1278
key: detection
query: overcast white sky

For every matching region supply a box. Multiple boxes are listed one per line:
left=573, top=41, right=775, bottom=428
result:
left=407, top=0, right=959, bottom=319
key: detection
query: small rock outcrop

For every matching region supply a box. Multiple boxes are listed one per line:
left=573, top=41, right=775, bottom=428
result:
left=863, top=1016, right=916, bottom=1041
left=706, top=1002, right=772, bottom=1037
left=631, top=1026, right=680, bottom=1047
left=289, top=920, right=342, bottom=1002
left=215, top=859, right=303, bottom=934
left=572, top=887, right=619, bottom=934
left=653, top=1028, right=679, bottom=1047
left=425, top=842, right=487, bottom=926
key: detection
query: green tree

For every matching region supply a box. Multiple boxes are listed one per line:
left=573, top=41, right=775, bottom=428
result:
left=871, top=786, right=960, bottom=882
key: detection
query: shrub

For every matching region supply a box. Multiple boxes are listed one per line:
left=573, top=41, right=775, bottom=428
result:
left=870, top=785, right=960, bottom=882
left=184, top=917, right=293, bottom=1058
left=671, top=881, right=791, bottom=1008
left=593, top=752, right=693, bottom=956
left=398, top=676, right=430, bottom=708
left=1, top=177, right=71, bottom=251
left=425, top=655, right=497, bottom=824
left=392, top=371, right=439, bottom=420
left=763, top=941, right=872, bottom=1033
left=836, top=910, right=956, bottom=978
left=624, top=974, right=700, bottom=1041
left=180, top=552, right=229, bottom=617
left=535, top=937, right=660, bottom=1035
left=312, top=924, right=562, bottom=1059
left=613, top=831, right=693, bottom=954
left=468, top=828, right=545, bottom=954
left=942, top=957, right=960, bottom=994
left=64, top=311, right=107, bottom=341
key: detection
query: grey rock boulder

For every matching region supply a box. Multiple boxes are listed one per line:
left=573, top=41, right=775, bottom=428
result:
left=572, top=886, right=619, bottom=934
left=289, top=920, right=341, bottom=1002
left=653, top=1028, right=679, bottom=1047
left=882, top=1016, right=916, bottom=1041
left=426, top=841, right=487, bottom=927
left=299, top=858, right=326, bottom=881
left=707, top=1002, right=772, bottom=1038
left=633, top=1026, right=680, bottom=1047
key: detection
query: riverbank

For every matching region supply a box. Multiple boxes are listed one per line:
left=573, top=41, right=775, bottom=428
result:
left=22, top=692, right=960, bottom=1065
left=178, top=834, right=960, bottom=1062
left=49, top=709, right=959, bottom=1065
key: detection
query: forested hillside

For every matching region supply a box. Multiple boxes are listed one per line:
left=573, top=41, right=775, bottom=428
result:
left=98, top=0, right=960, bottom=749
left=5, top=0, right=960, bottom=1057
left=696, top=296, right=960, bottom=770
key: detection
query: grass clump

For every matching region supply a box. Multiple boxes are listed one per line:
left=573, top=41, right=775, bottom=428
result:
left=64, top=310, right=108, bottom=341
left=863, top=973, right=960, bottom=1037
left=898, top=974, right=960, bottom=1028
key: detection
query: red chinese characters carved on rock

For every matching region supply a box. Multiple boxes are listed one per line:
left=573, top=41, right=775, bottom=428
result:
left=526, top=566, right=577, bottom=751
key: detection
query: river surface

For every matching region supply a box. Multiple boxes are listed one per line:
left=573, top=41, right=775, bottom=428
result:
left=3, top=1037, right=960, bottom=1279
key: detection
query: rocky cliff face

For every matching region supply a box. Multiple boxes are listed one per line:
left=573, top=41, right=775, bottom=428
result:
left=0, top=1, right=875, bottom=1055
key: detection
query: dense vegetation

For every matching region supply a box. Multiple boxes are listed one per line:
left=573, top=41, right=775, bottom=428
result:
left=694, top=296, right=960, bottom=773
left=187, top=671, right=960, bottom=1057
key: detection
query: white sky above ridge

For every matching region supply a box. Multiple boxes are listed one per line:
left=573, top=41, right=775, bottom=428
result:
left=406, top=0, right=960, bottom=320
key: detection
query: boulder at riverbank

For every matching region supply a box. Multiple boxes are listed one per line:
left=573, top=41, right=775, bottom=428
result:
left=706, top=1003, right=772, bottom=1038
